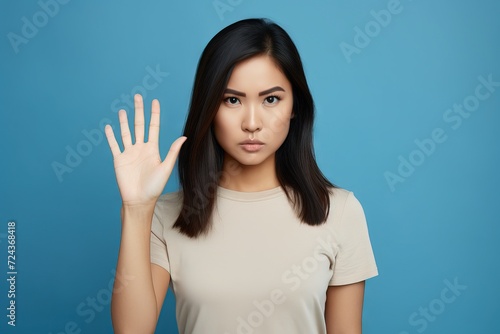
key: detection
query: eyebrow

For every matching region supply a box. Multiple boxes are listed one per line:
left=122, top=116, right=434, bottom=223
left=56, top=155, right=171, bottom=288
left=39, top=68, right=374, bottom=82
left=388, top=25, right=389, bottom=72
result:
left=224, top=86, right=285, bottom=97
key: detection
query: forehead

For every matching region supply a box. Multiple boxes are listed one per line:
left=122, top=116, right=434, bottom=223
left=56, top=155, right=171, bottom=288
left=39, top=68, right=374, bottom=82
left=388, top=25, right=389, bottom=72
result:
left=226, top=55, right=291, bottom=91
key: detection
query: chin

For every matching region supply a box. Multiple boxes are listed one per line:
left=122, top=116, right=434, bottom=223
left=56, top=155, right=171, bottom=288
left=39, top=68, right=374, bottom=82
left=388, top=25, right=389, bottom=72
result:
left=225, top=151, right=273, bottom=167
left=233, top=157, right=268, bottom=167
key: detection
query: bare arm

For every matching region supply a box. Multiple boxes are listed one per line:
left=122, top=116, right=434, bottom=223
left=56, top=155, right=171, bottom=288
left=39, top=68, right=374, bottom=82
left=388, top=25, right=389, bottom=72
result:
left=105, top=94, right=185, bottom=333
left=325, top=281, right=366, bottom=334
left=151, top=264, right=171, bottom=318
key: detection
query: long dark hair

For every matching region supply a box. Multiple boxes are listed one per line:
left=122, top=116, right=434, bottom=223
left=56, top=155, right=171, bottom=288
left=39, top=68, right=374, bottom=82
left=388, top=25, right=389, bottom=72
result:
left=174, top=18, right=334, bottom=238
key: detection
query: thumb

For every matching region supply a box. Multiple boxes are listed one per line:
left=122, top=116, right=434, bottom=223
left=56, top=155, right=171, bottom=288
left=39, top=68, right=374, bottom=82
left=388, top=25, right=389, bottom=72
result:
left=160, top=136, right=187, bottom=175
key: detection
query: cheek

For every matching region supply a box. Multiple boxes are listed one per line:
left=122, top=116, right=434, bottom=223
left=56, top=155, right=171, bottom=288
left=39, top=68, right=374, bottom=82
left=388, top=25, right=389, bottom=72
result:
left=268, top=113, right=291, bottom=135
left=265, top=105, right=293, bottom=140
left=213, top=114, right=224, bottom=143
left=213, top=111, right=234, bottom=144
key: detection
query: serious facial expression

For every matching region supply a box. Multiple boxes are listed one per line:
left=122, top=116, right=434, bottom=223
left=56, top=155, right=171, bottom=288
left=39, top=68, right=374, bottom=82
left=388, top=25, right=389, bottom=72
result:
left=214, top=54, right=294, bottom=167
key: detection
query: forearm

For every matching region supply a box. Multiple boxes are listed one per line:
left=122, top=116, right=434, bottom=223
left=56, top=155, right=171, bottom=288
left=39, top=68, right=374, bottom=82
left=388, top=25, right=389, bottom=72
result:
left=111, top=205, right=158, bottom=334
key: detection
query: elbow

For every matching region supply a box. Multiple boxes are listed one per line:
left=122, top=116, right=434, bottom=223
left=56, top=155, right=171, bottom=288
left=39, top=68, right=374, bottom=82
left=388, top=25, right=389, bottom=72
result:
left=111, top=302, right=157, bottom=334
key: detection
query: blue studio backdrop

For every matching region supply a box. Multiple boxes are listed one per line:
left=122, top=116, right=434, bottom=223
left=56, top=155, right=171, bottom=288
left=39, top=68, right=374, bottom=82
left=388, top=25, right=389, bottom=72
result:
left=1, top=0, right=499, bottom=333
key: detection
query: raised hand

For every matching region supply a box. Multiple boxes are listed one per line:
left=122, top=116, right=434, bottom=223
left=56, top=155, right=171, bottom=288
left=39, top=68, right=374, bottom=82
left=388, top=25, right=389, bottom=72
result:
left=104, top=94, right=186, bottom=207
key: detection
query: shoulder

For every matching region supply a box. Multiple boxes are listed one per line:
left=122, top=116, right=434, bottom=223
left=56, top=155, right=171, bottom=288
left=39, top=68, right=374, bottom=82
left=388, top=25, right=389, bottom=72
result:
left=329, top=187, right=361, bottom=212
left=152, top=191, right=184, bottom=230
left=329, top=187, right=351, bottom=203
left=156, top=191, right=183, bottom=209
left=327, top=187, right=366, bottom=228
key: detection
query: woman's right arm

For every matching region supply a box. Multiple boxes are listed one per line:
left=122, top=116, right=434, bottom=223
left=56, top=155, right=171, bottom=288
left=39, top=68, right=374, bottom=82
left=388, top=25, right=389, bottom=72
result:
left=104, top=94, right=186, bottom=333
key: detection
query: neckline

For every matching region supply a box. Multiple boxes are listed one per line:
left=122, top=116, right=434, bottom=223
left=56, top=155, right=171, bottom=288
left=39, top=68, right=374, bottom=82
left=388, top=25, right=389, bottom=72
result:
left=217, top=186, right=285, bottom=202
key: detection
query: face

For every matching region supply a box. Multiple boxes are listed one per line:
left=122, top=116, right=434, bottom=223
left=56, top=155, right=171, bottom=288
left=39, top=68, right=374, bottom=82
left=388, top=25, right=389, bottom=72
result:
left=214, top=54, right=294, bottom=168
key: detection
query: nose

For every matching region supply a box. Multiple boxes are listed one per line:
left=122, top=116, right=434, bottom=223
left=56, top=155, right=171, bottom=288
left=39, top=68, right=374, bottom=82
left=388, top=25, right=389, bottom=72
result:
left=241, top=103, right=262, bottom=134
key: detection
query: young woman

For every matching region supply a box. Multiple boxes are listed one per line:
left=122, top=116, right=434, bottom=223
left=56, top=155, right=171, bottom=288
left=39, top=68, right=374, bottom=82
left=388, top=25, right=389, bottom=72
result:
left=105, top=18, right=378, bottom=334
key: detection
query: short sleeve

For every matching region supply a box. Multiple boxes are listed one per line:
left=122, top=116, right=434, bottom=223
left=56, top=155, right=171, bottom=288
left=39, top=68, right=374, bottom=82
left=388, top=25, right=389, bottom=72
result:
left=329, top=192, right=378, bottom=286
left=150, top=207, right=171, bottom=273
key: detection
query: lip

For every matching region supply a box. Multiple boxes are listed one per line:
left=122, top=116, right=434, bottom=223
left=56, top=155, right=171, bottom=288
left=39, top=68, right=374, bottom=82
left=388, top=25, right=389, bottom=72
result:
left=239, top=139, right=264, bottom=152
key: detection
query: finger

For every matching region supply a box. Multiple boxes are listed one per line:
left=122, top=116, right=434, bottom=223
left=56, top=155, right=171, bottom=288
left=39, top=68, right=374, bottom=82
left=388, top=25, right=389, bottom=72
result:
left=134, top=94, right=145, bottom=143
left=148, top=99, right=160, bottom=144
left=104, top=124, right=121, bottom=157
left=160, top=136, right=187, bottom=175
left=119, top=109, right=132, bottom=147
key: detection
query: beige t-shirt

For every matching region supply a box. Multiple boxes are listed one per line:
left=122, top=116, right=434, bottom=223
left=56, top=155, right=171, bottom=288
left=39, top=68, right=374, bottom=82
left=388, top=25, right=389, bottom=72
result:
left=150, top=186, right=378, bottom=334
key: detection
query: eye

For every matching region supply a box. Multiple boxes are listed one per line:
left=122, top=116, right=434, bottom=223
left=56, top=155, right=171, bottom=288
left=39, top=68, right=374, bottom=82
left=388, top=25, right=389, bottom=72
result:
left=224, top=97, right=240, bottom=106
left=264, top=95, right=281, bottom=105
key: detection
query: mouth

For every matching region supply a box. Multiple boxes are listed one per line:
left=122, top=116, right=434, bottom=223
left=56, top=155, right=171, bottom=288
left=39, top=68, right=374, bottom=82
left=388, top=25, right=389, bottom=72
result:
left=239, top=139, right=264, bottom=152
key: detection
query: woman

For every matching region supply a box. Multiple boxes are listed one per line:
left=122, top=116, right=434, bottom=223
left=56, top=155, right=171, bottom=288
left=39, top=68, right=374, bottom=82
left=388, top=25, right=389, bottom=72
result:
left=105, top=18, right=378, bottom=334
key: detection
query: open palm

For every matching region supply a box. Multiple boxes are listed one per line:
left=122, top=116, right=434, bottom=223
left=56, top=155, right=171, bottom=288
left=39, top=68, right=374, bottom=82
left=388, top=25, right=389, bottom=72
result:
left=104, top=94, right=186, bottom=207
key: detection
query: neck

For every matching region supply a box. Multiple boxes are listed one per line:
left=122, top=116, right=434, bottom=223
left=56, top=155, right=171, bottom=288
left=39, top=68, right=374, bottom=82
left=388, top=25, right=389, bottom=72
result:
left=219, top=154, right=280, bottom=192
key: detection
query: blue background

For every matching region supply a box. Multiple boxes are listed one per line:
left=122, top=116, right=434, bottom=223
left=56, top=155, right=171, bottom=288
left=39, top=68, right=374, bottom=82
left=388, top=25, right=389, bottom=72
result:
left=1, top=0, right=499, bottom=333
